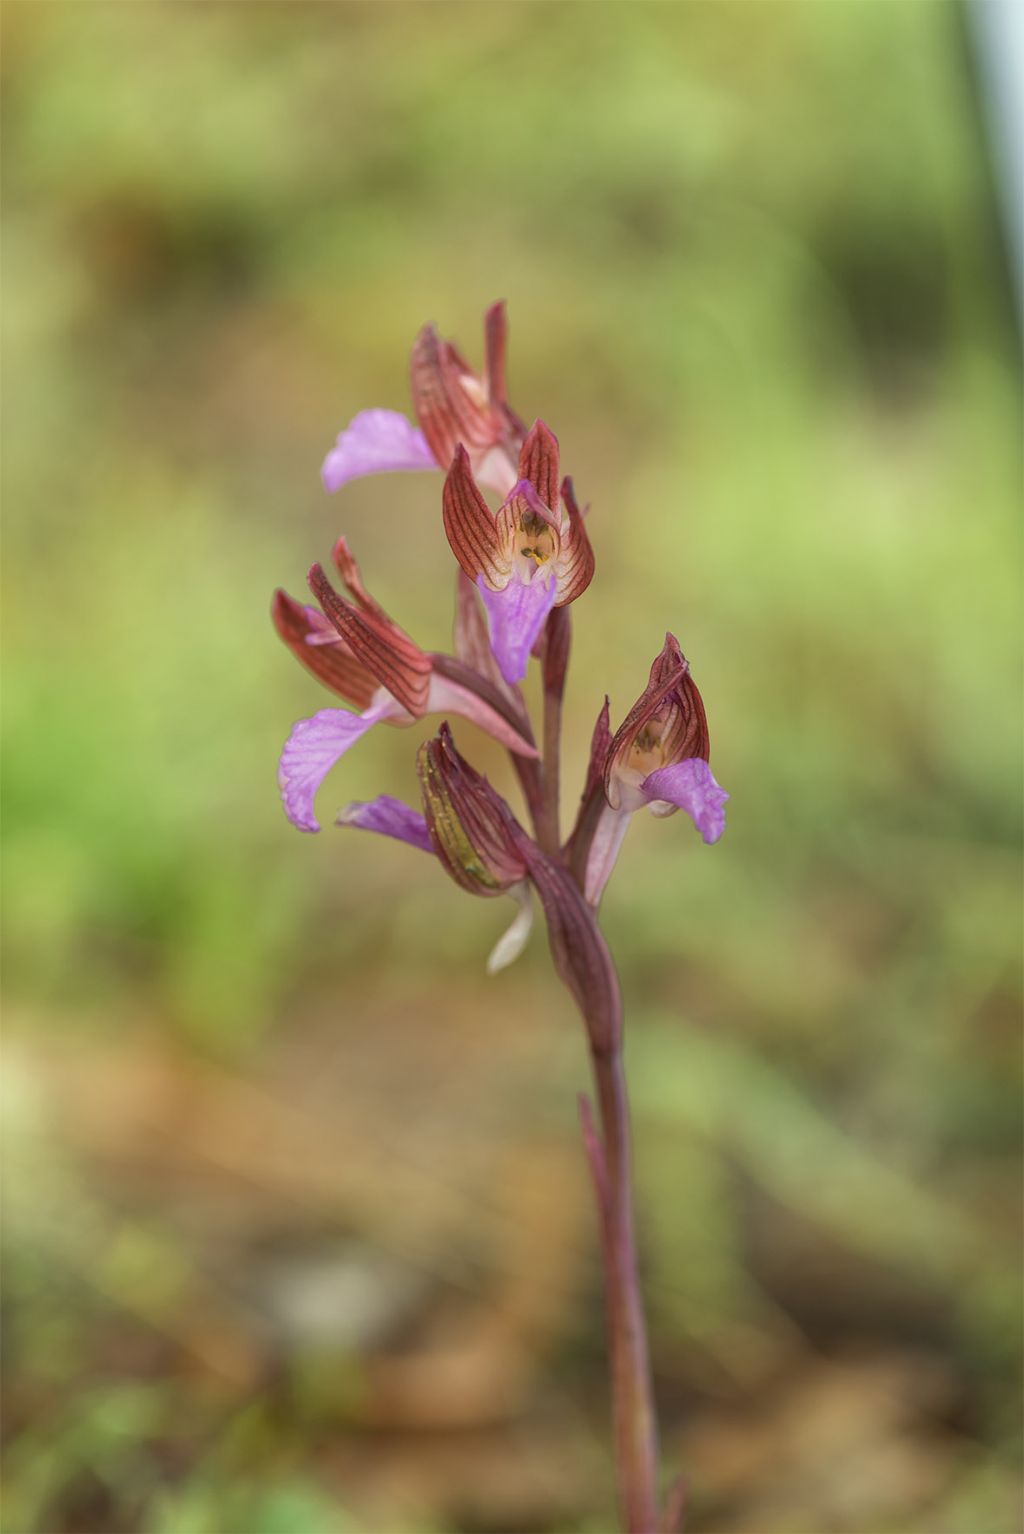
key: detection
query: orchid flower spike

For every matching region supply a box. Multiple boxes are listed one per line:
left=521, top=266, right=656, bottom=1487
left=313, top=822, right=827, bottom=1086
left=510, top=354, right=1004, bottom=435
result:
left=442, top=421, right=595, bottom=684
left=569, top=635, right=729, bottom=907
left=274, top=538, right=537, bottom=833
left=322, top=301, right=526, bottom=499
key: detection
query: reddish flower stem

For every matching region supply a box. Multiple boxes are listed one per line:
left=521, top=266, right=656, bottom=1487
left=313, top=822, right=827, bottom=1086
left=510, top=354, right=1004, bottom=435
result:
left=537, top=606, right=571, bottom=855
left=584, top=1042, right=661, bottom=1533
left=508, top=608, right=670, bottom=1533
left=511, top=753, right=547, bottom=844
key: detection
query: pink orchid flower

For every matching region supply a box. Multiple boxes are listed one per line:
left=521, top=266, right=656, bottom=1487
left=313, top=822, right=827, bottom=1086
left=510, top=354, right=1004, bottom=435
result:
left=442, top=420, right=595, bottom=684
left=568, top=634, right=729, bottom=906
left=274, top=537, right=537, bottom=833
left=322, top=301, right=525, bottom=499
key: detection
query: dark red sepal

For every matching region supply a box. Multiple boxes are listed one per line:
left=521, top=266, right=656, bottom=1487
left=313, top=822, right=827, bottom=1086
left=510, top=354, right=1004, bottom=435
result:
left=517, top=420, right=560, bottom=515
left=271, top=588, right=377, bottom=710
left=442, top=446, right=506, bottom=585
left=555, top=476, right=595, bottom=606
left=308, top=561, right=431, bottom=718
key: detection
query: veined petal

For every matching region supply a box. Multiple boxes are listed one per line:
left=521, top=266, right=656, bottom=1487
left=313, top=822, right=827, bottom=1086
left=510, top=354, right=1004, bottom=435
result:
left=331, top=535, right=390, bottom=619
left=477, top=570, right=557, bottom=685
left=308, top=562, right=432, bottom=717
left=410, top=317, right=523, bottom=497
left=271, top=589, right=377, bottom=709
left=486, top=882, right=534, bottom=974
left=554, top=476, right=596, bottom=607
left=411, top=324, right=484, bottom=463
left=605, top=634, right=709, bottom=808
left=278, top=700, right=395, bottom=833
left=442, top=446, right=509, bottom=585
left=336, top=794, right=434, bottom=854
left=321, top=409, right=435, bottom=492
left=641, top=759, right=729, bottom=844
left=517, top=420, right=560, bottom=514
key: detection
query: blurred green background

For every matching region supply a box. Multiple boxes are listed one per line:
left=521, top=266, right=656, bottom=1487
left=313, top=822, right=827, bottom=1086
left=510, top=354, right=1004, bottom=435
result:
left=3, top=2, right=1021, bottom=1531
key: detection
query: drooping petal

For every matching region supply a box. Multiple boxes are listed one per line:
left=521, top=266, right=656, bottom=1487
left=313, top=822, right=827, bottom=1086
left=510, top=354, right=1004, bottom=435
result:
left=641, top=759, right=729, bottom=844
left=321, top=409, right=435, bottom=493
left=477, top=570, right=558, bottom=685
left=486, top=882, right=534, bottom=975
left=336, top=795, right=434, bottom=854
left=278, top=701, right=395, bottom=833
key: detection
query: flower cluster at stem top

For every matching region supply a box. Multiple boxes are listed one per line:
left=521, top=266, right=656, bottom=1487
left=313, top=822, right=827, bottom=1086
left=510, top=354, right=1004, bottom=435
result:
left=274, top=303, right=728, bottom=971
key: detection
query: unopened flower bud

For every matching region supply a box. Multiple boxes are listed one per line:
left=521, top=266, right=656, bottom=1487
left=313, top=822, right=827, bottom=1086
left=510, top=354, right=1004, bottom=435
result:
left=416, top=724, right=527, bottom=896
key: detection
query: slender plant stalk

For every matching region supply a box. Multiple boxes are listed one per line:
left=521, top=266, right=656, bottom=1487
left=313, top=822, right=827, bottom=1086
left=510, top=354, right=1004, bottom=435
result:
left=276, top=303, right=721, bottom=1534
left=538, top=683, right=563, bottom=853
left=523, top=602, right=666, bottom=1533
left=511, top=751, right=547, bottom=844
left=589, top=1043, right=661, bottom=1533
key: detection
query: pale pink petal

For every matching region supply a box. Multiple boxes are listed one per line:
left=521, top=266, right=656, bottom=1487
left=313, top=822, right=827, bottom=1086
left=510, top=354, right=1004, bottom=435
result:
left=474, top=444, right=518, bottom=498
left=641, top=759, right=729, bottom=844
left=321, top=409, right=436, bottom=492
left=477, top=571, right=557, bottom=685
left=425, top=672, right=538, bottom=759
left=278, top=700, right=392, bottom=833
left=582, top=803, right=633, bottom=907
left=336, top=795, right=433, bottom=854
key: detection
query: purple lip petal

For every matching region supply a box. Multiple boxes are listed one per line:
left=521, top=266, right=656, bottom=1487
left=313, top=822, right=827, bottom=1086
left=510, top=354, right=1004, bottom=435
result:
left=641, top=759, right=729, bottom=845
left=321, top=409, right=436, bottom=493
left=477, top=571, right=557, bottom=685
left=336, top=794, right=434, bottom=854
left=278, top=702, right=392, bottom=832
